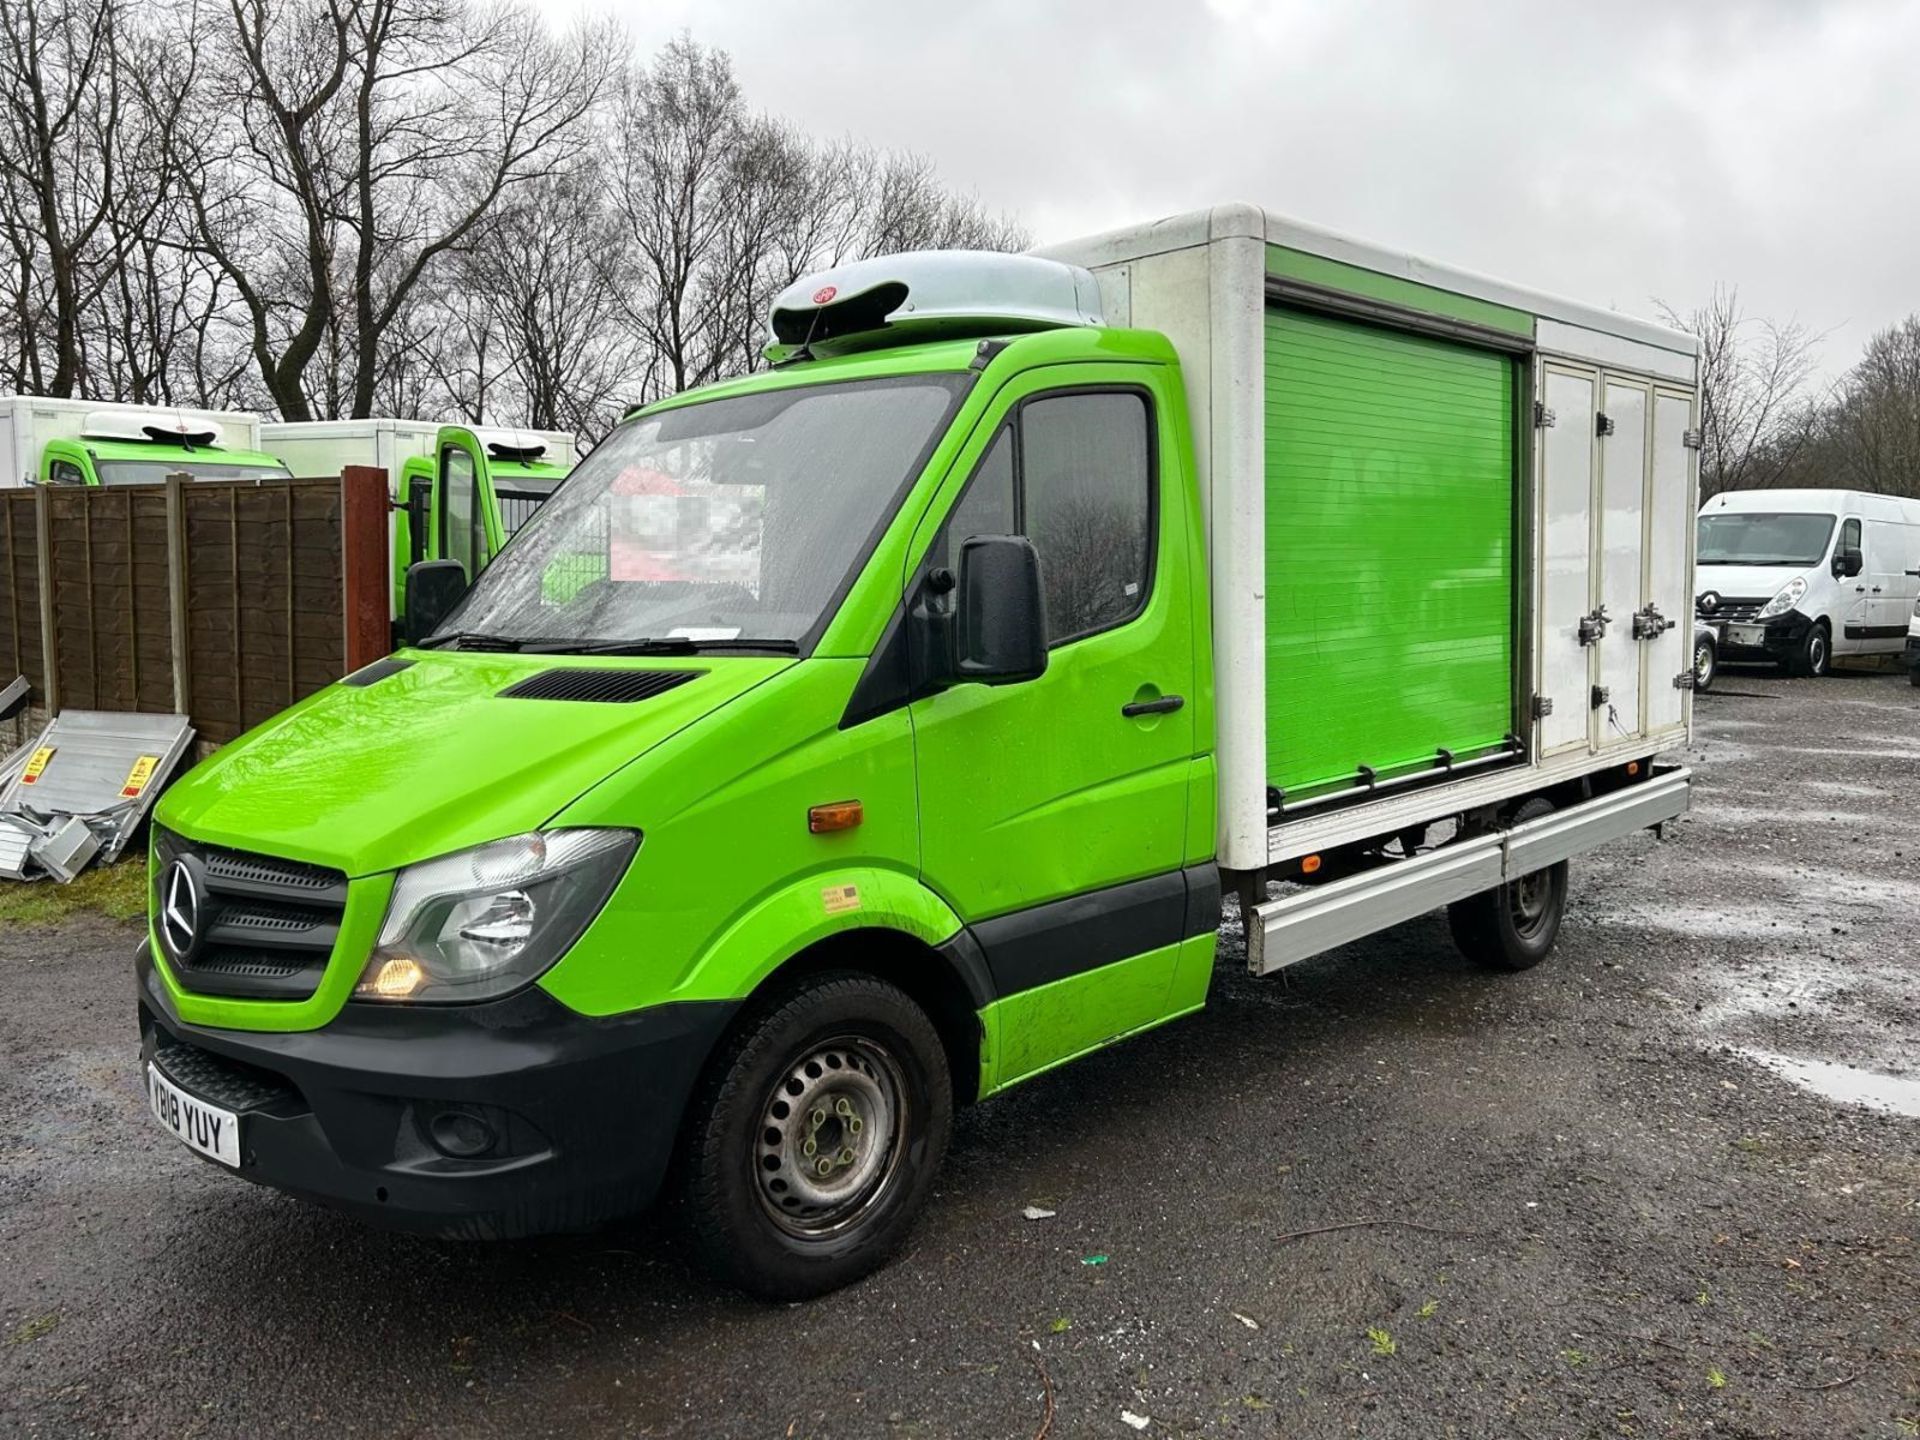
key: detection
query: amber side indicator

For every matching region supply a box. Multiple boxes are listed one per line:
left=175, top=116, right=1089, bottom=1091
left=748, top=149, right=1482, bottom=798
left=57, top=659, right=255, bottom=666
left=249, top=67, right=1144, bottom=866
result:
left=808, top=800, right=864, bottom=834
left=1625, top=761, right=1641, bottom=777
left=1300, top=854, right=1323, bottom=875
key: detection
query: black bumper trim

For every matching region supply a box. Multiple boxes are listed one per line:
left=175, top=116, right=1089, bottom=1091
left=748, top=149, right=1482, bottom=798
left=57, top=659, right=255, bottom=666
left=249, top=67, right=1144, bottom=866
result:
left=1713, top=608, right=1812, bottom=658
left=136, top=942, right=735, bottom=1239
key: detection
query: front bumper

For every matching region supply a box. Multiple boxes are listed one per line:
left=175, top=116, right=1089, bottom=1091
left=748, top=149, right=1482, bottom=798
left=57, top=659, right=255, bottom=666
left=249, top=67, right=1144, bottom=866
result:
left=1705, top=608, right=1811, bottom=661
left=137, top=942, right=734, bottom=1238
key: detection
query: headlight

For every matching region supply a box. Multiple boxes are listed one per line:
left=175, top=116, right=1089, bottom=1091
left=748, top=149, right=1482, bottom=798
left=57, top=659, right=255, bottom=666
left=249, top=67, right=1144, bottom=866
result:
left=355, top=829, right=637, bottom=1004
left=1756, top=577, right=1807, bottom=619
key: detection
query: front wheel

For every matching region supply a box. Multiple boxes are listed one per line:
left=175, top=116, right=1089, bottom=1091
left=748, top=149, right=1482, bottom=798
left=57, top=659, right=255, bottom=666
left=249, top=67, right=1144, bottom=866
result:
left=1448, top=797, right=1569, bottom=971
left=681, top=973, right=952, bottom=1301
left=1692, top=634, right=1717, bottom=693
left=1791, top=620, right=1831, bottom=678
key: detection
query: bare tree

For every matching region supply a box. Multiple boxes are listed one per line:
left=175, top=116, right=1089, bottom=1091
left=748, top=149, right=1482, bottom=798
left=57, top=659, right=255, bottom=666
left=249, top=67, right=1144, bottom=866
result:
left=607, top=38, right=1027, bottom=410
left=1817, top=317, right=1920, bottom=499
left=0, top=0, right=131, bottom=396
left=460, top=165, right=638, bottom=438
left=1657, top=285, right=1823, bottom=498
left=172, top=0, right=608, bottom=420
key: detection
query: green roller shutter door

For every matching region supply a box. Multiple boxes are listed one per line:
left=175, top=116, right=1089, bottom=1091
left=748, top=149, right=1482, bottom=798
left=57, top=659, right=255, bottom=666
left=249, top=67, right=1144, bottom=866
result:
left=1264, top=307, right=1516, bottom=800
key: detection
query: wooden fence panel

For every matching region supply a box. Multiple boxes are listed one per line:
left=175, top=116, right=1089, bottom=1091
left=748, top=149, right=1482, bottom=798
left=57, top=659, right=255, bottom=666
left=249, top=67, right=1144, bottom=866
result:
left=2, top=473, right=387, bottom=749
left=0, top=491, right=41, bottom=703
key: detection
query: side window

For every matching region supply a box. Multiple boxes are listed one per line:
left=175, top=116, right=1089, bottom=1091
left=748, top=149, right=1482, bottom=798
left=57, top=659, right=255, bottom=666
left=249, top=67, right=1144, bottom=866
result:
left=1022, top=393, right=1151, bottom=644
left=1840, top=517, right=1862, bottom=554
left=442, top=447, right=478, bottom=579
left=48, top=460, right=86, bottom=487
left=934, top=390, right=1154, bottom=649
left=939, top=427, right=1015, bottom=570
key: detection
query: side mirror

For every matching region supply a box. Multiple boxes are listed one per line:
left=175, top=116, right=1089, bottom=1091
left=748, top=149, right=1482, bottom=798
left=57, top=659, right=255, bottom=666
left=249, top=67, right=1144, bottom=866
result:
left=1834, top=547, right=1863, bottom=579
left=954, top=535, right=1048, bottom=685
left=402, top=559, right=468, bottom=647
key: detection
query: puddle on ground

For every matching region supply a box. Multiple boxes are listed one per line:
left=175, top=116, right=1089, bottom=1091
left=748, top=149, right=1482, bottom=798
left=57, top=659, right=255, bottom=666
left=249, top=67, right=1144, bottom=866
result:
left=1738, top=1049, right=1920, bottom=1118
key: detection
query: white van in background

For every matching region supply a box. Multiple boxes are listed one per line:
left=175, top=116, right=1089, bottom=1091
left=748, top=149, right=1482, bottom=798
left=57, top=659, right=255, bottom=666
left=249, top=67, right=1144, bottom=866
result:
left=1696, top=488, right=1920, bottom=677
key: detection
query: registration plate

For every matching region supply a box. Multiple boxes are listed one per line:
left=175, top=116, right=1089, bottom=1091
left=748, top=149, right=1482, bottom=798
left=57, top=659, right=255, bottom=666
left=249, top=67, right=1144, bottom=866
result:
left=146, top=1062, right=241, bottom=1168
left=1727, top=623, right=1766, bottom=648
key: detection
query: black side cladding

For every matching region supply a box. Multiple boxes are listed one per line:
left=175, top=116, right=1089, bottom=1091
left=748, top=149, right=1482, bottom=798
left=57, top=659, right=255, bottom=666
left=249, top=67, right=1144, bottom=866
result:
left=496, top=669, right=703, bottom=704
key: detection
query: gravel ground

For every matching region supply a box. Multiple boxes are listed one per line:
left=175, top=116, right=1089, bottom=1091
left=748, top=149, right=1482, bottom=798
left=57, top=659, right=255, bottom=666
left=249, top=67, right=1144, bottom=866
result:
left=1, top=667, right=1916, bottom=1439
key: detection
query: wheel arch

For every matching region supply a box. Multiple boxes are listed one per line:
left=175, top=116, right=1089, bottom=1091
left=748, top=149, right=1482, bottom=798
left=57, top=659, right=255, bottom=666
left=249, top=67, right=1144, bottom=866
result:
left=725, top=926, right=989, bottom=1109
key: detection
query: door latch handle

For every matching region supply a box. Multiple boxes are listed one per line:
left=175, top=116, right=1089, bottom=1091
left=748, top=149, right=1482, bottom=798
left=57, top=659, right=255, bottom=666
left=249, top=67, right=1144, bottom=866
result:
left=1122, top=695, right=1185, bottom=718
left=1631, top=604, right=1674, bottom=641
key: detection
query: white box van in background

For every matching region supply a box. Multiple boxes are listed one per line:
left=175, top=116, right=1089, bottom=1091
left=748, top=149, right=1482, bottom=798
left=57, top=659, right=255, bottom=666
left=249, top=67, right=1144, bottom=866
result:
left=1696, top=488, right=1920, bottom=676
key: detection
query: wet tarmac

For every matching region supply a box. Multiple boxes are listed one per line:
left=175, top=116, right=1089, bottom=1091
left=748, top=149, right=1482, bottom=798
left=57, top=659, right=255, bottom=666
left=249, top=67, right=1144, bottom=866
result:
left=1, top=664, right=1916, bottom=1438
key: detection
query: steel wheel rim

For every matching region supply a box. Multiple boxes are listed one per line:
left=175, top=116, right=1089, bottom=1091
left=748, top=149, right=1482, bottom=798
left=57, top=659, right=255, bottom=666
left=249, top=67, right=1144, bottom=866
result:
left=754, top=1035, right=908, bottom=1239
left=1509, top=869, right=1553, bottom=940
left=1810, top=634, right=1827, bottom=673
left=1694, top=641, right=1714, bottom=683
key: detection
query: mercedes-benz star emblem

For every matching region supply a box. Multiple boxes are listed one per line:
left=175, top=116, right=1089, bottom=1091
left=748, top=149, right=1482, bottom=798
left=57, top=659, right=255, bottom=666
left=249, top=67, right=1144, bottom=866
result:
left=160, top=858, right=202, bottom=963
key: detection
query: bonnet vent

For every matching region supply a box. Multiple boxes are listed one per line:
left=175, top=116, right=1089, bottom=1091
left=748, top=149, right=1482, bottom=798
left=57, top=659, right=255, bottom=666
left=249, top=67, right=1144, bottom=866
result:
left=497, top=669, right=702, bottom=704
left=341, top=657, right=414, bottom=687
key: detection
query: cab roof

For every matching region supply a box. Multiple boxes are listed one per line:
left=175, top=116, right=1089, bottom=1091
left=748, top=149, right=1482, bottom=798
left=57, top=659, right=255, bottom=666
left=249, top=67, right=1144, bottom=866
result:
left=625, top=325, right=1177, bottom=425
left=79, top=437, right=288, bottom=469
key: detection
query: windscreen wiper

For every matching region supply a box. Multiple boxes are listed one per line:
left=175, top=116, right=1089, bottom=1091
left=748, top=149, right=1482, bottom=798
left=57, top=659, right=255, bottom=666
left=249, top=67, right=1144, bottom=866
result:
left=417, top=631, right=526, bottom=651
left=522, top=637, right=802, bottom=656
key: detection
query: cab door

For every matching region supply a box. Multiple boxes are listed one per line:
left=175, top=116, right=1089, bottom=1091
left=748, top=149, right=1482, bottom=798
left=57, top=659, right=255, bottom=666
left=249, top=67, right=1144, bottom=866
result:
left=433, top=433, right=488, bottom=582
left=1834, top=514, right=1869, bottom=653
left=908, top=367, right=1200, bottom=1074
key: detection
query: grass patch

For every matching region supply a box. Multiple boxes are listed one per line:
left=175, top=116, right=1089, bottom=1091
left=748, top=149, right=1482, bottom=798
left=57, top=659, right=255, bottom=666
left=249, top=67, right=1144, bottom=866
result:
left=0, top=859, right=146, bottom=928
left=6, top=1314, right=60, bottom=1345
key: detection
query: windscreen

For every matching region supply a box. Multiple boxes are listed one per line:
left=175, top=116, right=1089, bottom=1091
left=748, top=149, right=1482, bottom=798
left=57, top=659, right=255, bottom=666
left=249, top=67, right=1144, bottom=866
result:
left=94, top=459, right=294, bottom=486
left=1697, top=511, right=1836, bottom=566
left=438, top=375, right=968, bottom=650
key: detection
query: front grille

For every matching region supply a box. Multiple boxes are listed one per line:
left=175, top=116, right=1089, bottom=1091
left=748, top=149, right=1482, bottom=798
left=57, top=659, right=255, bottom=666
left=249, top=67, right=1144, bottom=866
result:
left=1696, top=595, right=1769, bottom=623
left=153, top=829, right=347, bottom=1001
left=497, top=668, right=701, bottom=704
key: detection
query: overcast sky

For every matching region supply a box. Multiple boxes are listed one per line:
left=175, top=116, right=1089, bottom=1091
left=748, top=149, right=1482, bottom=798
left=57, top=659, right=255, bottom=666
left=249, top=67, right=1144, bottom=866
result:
left=567, top=0, right=1920, bottom=379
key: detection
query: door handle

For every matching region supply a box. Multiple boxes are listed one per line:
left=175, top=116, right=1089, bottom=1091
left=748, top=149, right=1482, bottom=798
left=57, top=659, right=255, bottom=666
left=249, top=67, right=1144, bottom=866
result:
left=1872, top=586, right=1883, bottom=593
left=1122, top=695, right=1185, bottom=718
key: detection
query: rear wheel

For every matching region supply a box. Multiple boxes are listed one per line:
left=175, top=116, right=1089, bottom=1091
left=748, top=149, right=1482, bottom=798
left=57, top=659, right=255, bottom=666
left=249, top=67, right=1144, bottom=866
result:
left=1692, top=633, right=1717, bottom=693
left=1791, top=620, right=1831, bottom=678
left=682, top=973, right=951, bottom=1301
left=1448, top=797, right=1569, bottom=971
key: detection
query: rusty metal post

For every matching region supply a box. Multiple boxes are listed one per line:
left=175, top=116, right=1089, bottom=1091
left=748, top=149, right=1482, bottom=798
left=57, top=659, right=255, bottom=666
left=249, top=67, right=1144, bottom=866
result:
left=340, top=466, right=390, bottom=671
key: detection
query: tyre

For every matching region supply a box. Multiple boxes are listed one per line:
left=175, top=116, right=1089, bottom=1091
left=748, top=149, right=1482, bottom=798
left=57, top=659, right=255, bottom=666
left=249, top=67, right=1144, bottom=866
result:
left=1447, top=797, right=1569, bottom=971
left=1692, top=634, right=1717, bottom=693
left=1909, top=664, right=1919, bottom=688
left=681, top=972, right=952, bottom=1301
left=1790, top=620, right=1831, bottom=678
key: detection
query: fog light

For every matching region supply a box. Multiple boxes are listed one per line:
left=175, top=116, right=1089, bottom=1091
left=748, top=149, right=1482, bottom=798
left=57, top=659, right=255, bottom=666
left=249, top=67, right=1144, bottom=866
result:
left=428, top=1109, right=497, bottom=1159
